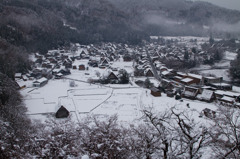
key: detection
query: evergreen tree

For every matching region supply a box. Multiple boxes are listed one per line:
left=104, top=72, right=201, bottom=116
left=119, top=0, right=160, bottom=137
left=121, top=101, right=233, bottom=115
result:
left=118, top=69, right=129, bottom=84
left=184, top=51, right=189, bottom=61
left=230, top=52, right=240, bottom=81
left=144, top=78, right=153, bottom=88
left=209, top=33, right=214, bottom=45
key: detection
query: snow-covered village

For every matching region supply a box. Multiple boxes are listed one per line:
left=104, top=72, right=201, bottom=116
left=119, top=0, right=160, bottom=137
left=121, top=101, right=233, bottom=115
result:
left=2, top=0, right=240, bottom=158
left=16, top=37, right=239, bottom=121
left=11, top=36, right=240, bottom=158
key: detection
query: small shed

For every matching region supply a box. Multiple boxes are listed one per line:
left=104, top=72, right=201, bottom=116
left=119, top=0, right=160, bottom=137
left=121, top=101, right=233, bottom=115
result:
left=16, top=80, right=26, bottom=90
left=151, top=87, right=161, bottom=97
left=55, top=106, right=70, bottom=118
left=79, top=64, right=86, bottom=70
left=72, top=65, right=77, bottom=69
left=15, top=73, right=22, bottom=79
left=182, top=86, right=199, bottom=100
left=33, top=77, right=48, bottom=87
left=55, top=73, right=63, bottom=79
left=197, top=89, right=215, bottom=102
left=22, top=75, right=28, bottom=81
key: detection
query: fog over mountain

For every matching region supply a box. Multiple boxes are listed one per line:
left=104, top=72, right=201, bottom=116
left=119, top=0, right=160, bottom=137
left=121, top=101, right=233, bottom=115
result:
left=0, top=0, right=240, bottom=53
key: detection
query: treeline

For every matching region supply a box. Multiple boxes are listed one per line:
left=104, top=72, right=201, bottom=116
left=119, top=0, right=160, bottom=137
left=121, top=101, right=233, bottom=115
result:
left=0, top=40, right=31, bottom=79
left=0, top=73, right=33, bottom=158
left=230, top=49, right=240, bottom=83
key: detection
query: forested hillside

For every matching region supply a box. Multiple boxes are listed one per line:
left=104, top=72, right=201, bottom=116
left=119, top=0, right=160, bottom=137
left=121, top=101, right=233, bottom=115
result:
left=0, top=0, right=146, bottom=54
left=1, top=0, right=240, bottom=54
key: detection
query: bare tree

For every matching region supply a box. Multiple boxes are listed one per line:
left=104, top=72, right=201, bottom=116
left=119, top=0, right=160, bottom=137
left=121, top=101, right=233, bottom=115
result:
left=143, top=110, right=171, bottom=159
left=170, top=108, right=210, bottom=159
left=127, top=123, right=162, bottom=159
left=209, top=107, right=240, bottom=158
left=141, top=107, right=210, bottom=159
left=30, top=118, right=81, bottom=158
left=78, top=115, right=130, bottom=159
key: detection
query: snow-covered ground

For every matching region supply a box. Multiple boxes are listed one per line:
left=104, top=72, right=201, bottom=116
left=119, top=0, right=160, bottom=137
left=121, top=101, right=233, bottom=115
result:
left=20, top=54, right=222, bottom=126
left=195, top=51, right=237, bottom=81
left=21, top=76, right=217, bottom=127
left=223, top=51, right=237, bottom=61
left=200, top=69, right=230, bottom=81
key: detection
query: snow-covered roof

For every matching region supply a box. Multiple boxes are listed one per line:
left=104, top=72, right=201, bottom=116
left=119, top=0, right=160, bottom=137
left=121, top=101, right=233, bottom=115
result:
left=211, top=83, right=231, bottom=86
left=199, top=90, right=214, bottom=101
left=215, top=90, right=240, bottom=97
left=184, top=90, right=196, bottom=97
left=144, top=68, right=152, bottom=74
left=220, top=96, right=235, bottom=102
left=205, top=76, right=218, bottom=79
left=177, top=72, right=187, bottom=76
left=188, top=73, right=202, bottom=79
left=181, top=78, right=193, bottom=83
left=174, top=76, right=183, bottom=80
left=101, top=69, right=112, bottom=78
left=56, top=73, right=63, bottom=76
left=34, top=77, right=48, bottom=83
left=15, top=73, right=22, bottom=78
left=161, top=70, right=170, bottom=76
left=201, top=86, right=216, bottom=90
left=16, top=80, right=26, bottom=87
left=160, top=66, right=167, bottom=70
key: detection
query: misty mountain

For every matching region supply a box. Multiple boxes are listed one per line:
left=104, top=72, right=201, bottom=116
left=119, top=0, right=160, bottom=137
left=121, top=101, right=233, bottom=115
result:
left=108, top=0, right=240, bottom=36
left=0, top=0, right=240, bottom=53
left=0, top=0, right=146, bottom=53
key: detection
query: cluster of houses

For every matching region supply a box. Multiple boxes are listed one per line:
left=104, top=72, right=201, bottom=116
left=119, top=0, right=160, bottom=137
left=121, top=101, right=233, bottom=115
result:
left=147, top=58, right=239, bottom=107
left=14, top=40, right=240, bottom=115
left=14, top=43, right=136, bottom=88
left=130, top=38, right=240, bottom=107
left=148, top=36, right=230, bottom=69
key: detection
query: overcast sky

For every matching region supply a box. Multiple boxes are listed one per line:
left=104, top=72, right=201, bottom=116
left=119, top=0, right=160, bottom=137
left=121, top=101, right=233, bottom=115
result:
left=193, top=0, right=240, bottom=11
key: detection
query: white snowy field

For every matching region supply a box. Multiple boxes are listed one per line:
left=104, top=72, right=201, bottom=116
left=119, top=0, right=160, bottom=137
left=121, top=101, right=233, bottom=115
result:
left=200, top=69, right=230, bottom=81
left=90, top=87, right=218, bottom=125
left=110, top=59, right=134, bottom=75
left=223, top=51, right=237, bottom=61
left=21, top=77, right=217, bottom=126
left=197, top=51, right=237, bottom=81
left=22, top=79, right=112, bottom=115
